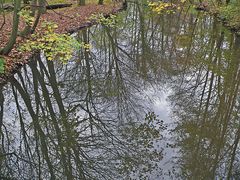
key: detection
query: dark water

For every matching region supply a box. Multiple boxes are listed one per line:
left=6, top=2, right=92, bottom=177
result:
left=1, top=2, right=240, bottom=179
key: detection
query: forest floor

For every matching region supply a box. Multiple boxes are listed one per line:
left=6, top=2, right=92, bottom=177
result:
left=0, top=2, right=123, bottom=84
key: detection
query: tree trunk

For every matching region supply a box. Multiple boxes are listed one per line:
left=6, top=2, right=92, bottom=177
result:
left=20, top=0, right=37, bottom=37
left=98, top=0, right=103, bottom=5
left=31, top=0, right=46, bottom=33
left=0, top=0, right=21, bottom=55
left=78, top=0, right=85, bottom=6
left=39, top=0, right=46, bottom=14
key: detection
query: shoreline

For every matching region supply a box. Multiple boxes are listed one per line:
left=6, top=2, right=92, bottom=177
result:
left=195, top=3, right=240, bottom=34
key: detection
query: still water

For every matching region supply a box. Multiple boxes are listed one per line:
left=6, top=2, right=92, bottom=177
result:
left=1, top=2, right=240, bottom=179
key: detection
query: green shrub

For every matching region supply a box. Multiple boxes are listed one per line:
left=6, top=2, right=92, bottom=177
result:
left=20, top=21, right=83, bottom=64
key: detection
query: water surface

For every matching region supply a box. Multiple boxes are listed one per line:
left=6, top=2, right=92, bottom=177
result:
left=1, top=2, right=240, bottom=179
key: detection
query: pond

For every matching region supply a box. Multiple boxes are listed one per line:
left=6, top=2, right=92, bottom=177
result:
left=1, top=1, right=240, bottom=179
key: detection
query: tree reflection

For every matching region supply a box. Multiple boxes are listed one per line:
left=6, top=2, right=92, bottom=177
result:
left=169, top=15, right=240, bottom=179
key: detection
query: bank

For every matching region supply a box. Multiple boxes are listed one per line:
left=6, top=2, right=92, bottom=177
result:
left=195, top=1, right=240, bottom=34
